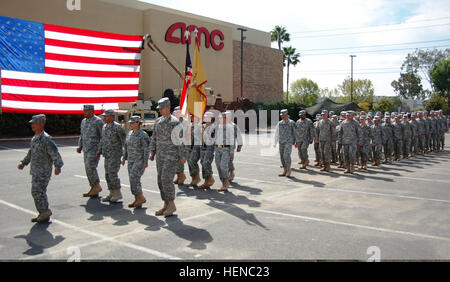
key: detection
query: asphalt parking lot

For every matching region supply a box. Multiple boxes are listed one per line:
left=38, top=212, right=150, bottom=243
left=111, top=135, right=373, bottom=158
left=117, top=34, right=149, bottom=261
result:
left=0, top=132, right=449, bottom=261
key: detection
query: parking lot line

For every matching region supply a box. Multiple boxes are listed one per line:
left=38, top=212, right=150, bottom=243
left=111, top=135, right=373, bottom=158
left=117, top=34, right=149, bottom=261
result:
left=0, top=198, right=181, bottom=260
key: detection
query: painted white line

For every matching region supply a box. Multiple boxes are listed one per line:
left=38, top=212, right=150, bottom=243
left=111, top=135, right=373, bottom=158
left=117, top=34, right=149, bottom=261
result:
left=247, top=207, right=450, bottom=242
left=394, top=176, right=450, bottom=184
left=73, top=175, right=160, bottom=194
left=0, top=199, right=180, bottom=260
left=0, top=145, right=28, bottom=153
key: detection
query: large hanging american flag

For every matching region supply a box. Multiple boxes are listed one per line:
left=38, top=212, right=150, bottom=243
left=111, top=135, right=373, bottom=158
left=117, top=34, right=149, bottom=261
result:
left=0, top=15, right=142, bottom=114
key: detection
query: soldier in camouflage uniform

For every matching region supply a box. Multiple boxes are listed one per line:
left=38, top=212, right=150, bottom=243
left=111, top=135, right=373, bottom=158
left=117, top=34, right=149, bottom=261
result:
left=358, top=115, right=372, bottom=170
left=227, top=111, right=243, bottom=182
left=392, top=115, right=405, bottom=161
left=97, top=109, right=126, bottom=203
left=187, top=114, right=203, bottom=187
left=337, top=112, right=347, bottom=168
left=77, top=104, right=104, bottom=198
left=199, top=111, right=216, bottom=189
left=122, top=116, right=150, bottom=208
left=410, top=113, right=419, bottom=157
left=367, top=113, right=375, bottom=163
left=338, top=110, right=362, bottom=174
left=173, top=107, right=189, bottom=185
left=330, top=115, right=339, bottom=164
left=430, top=111, right=439, bottom=152
left=438, top=110, right=448, bottom=150
left=150, top=98, right=186, bottom=217
left=381, top=114, right=394, bottom=163
left=313, top=114, right=322, bottom=167
left=214, top=112, right=237, bottom=191
left=295, top=110, right=315, bottom=169
left=274, top=109, right=296, bottom=177
left=401, top=114, right=412, bottom=159
left=316, top=110, right=336, bottom=172
left=18, top=114, right=64, bottom=223
left=424, top=111, right=431, bottom=153
left=417, top=111, right=426, bottom=154
left=370, top=116, right=383, bottom=166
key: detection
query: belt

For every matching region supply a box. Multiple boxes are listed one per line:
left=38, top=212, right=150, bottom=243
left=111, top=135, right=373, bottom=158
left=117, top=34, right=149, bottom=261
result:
left=216, top=145, right=230, bottom=149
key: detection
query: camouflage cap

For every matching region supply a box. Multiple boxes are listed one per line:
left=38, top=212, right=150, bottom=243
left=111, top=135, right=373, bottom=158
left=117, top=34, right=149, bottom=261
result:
left=298, top=110, right=306, bottom=116
left=83, top=104, right=95, bottom=111
left=29, top=114, right=46, bottom=124
left=156, top=97, right=170, bottom=109
left=347, top=110, right=355, bottom=115
left=321, top=109, right=328, bottom=115
left=280, top=109, right=289, bottom=116
left=128, top=115, right=142, bottom=123
left=174, top=106, right=180, bottom=111
left=374, top=116, right=380, bottom=121
left=101, top=109, right=115, bottom=116
left=403, top=114, right=409, bottom=118
left=360, top=115, right=367, bottom=120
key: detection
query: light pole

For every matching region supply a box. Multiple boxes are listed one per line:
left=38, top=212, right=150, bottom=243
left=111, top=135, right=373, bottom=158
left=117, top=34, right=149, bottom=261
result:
left=349, top=55, right=356, bottom=103
left=237, top=28, right=247, bottom=99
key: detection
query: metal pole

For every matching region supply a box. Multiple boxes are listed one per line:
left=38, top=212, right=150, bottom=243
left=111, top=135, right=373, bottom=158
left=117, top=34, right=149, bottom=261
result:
left=350, top=55, right=356, bottom=103
left=237, top=28, right=247, bottom=99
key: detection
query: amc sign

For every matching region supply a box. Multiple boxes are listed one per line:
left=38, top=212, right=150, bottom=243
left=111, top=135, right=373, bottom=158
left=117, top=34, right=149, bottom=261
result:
left=165, top=22, right=224, bottom=51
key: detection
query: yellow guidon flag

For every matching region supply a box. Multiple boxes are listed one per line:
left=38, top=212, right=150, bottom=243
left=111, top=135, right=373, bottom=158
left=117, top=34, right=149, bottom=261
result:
left=186, top=29, right=208, bottom=118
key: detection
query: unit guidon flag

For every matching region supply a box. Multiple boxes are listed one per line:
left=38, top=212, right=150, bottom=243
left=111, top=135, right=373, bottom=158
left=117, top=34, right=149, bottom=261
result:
left=0, top=15, right=142, bottom=114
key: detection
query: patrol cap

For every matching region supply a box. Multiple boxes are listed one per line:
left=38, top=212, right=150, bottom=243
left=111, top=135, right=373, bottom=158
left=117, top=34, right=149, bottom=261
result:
left=359, top=115, right=367, bottom=120
left=321, top=109, right=328, bottom=115
left=347, top=110, right=355, bottom=115
left=298, top=110, right=306, bottom=116
left=174, top=106, right=180, bottom=111
left=83, top=104, right=95, bottom=111
left=341, top=111, right=347, bottom=115
left=329, top=111, right=335, bottom=115
left=156, top=97, right=170, bottom=109
left=128, top=115, right=142, bottom=123
left=403, top=114, right=409, bottom=118
left=101, top=109, right=115, bottom=116
left=204, top=111, right=214, bottom=118
left=29, top=114, right=46, bottom=124
left=280, top=109, right=289, bottom=116
left=374, top=116, right=380, bottom=121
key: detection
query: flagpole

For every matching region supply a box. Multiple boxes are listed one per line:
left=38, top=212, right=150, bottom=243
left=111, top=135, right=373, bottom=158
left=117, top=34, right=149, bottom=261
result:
left=145, top=34, right=183, bottom=79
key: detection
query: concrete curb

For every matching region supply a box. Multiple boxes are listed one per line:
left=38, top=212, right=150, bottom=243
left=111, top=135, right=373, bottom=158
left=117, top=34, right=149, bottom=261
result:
left=0, top=135, right=80, bottom=142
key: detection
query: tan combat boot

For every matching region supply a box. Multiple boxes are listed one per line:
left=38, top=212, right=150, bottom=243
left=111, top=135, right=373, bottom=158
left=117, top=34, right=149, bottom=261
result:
left=163, top=201, right=177, bottom=217
left=83, top=183, right=102, bottom=198
left=199, top=176, right=214, bottom=189
left=278, top=167, right=287, bottom=177
left=155, top=201, right=168, bottom=216
left=229, top=170, right=235, bottom=182
left=177, top=172, right=186, bottom=185
left=189, top=173, right=201, bottom=187
left=286, top=166, right=291, bottom=177
left=109, top=189, right=123, bottom=203
left=344, top=165, right=351, bottom=174
left=173, top=173, right=180, bottom=184
left=218, top=179, right=229, bottom=192
left=102, top=190, right=114, bottom=202
left=36, top=209, right=52, bottom=223
left=314, top=160, right=320, bottom=167
left=325, top=163, right=331, bottom=172
left=350, top=164, right=355, bottom=174
left=300, top=162, right=307, bottom=169
left=132, top=193, right=147, bottom=208
left=320, top=164, right=327, bottom=171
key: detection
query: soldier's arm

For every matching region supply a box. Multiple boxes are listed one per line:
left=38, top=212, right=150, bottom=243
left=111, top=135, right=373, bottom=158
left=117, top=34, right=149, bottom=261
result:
left=20, top=148, right=32, bottom=166
left=46, top=138, right=64, bottom=171
left=97, top=126, right=105, bottom=155
left=142, top=133, right=150, bottom=165
left=119, top=126, right=127, bottom=153
left=149, top=124, right=157, bottom=157
left=77, top=120, right=84, bottom=149
left=235, top=124, right=243, bottom=150
left=274, top=123, right=280, bottom=144
left=122, top=133, right=128, bottom=162
left=331, top=122, right=337, bottom=142
left=309, top=121, right=315, bottom=142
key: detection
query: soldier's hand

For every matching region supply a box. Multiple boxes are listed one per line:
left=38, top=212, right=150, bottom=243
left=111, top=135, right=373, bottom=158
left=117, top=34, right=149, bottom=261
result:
left=294, top=143, right=298, bottom=148
left=96, top=152, right=101, bottom=158
left=17, top=163, right=24, bottom=170
left=179, top=159, right=186, bottom=164
left=55, top=169, right=61, bottom=176
left=143, top=164, right=148, bottom=169
left=149, top=155, right=155, bottom=161
left=121, top=160, right=126, bottom=166
left=76, top=147, right=82, bottom=154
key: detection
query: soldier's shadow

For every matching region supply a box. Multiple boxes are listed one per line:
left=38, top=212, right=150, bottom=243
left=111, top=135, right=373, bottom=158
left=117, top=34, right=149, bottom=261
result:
left=80, top=198, right=165, bottom=231
left=285, top=174, right=326, bottom=187
left=228, top=182, right=263, bottom=195
left=163, top=215, right=213, bottom=250
left=14, top=222, right=65, bottom=256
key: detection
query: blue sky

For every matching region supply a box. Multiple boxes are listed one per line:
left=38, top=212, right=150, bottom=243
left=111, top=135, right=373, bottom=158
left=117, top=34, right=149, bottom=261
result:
left=139, top=0, right=450, bottom=97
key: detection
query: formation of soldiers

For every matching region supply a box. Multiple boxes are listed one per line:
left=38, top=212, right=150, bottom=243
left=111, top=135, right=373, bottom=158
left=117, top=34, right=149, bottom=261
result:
left=275, top=108, right=448, bottom=175
left=18, top=98, right=243, bottom=223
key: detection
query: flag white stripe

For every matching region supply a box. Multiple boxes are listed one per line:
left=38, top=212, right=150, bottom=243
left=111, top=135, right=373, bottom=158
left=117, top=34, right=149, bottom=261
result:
left=1, top=70, right=139, bottom=85
left=45, top=59, right=140, bottom=72
left=44, top=30, right=142, bottom=48
left=2, top=85, right=138, bottom=98
left=45, top=45, right=141, bottom=60
left=2, top=100, right=119, bottom=111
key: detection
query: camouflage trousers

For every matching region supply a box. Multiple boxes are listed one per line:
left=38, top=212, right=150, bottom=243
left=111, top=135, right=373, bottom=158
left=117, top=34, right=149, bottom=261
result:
left=228, top=152, right=235, bottom=172
left=279, top=143, right=292, bottom=169
left=403, top=139, right=411, bottom=157
left=440, top=132, right=446, bottom=149
left=331, top=142, right=337, bottom=162
left=338, top=143, right=344, bottom=163
left=104, top=154, right=121, bottom=190
left=314, top=142, right=320, bottom=161
left=319, top=140, right=332, bottom=165
left=393, top=139, right=403, bottom=158
left=411, top=137, right=419, bottom=154
left=358, top=143, right=370, bottom=163
left=383, top=139, right=393, bottom=159
left=127, top=161, right=145, bottom=195
left=373, top=143, right=382, bottom=160
left=215, top=147, right=231, bottom=181
left=297, top=140, right=310, bottom=163
left=431, top=132, right=439, bottom=150
left=176, top=145, right=190, bottom=174
left=201, top=146, right=214, bottom=179
left=156, top=154, right=177, bottom=201
left=343, top=143, right=357, bottom=166
left=188, top=146, right=201, bottom=177
left=425, top=134, right=431, bottom=150
left=83, top=152, right=100, bottom=187
left=418, top=135, right=426, bottom=152
left=31, top=175, right=50, bottom=213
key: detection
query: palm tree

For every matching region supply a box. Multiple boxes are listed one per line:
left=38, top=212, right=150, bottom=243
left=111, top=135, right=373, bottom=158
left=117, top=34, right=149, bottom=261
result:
left=283, top=46, right=300, bottom=103
left=271, top=26, right=290, bottom=50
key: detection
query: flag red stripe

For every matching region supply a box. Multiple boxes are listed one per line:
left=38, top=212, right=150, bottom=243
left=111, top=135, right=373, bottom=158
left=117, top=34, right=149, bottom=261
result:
left=2, top=94, right=137, bottom=104
left=45, top=38, right=141, bottom=53
left=45, top=53, right=140, bottom=66
left=45, top=24, right=142, bottom=41
left=1, top=107, right=105, bottom=115
left=45, top=67, right=140, bottom=77
left=2, top=78, right=138, bottom=90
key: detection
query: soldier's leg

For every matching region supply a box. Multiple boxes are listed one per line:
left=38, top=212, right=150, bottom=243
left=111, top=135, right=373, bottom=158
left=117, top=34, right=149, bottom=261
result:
left=300, top=141, right=309, bottom=163
left=188, top=146, right=201, bottom=177
left=31, top=175, right=50, bottom=214
left=160, top=158, right=177, bottom=201
left=105, top=156, right=121, bottom=191
left=215, top=148, right=226, bottom=181
left=314, top=142, right=320, bottom=162
left=324, top=141, right=332, bottom=165
left=349, top=144, right=357, bottom=166
left=129, top=162, right=145, bottom=196
left=279, top=144, right=286, bottom=168
left=229, top=152, right=235, bottom=172
left=84, top=152, right=100, bottom=187
left=156, top=158, right=166, bottom=201
left=283, top=144, right=292, bottom=168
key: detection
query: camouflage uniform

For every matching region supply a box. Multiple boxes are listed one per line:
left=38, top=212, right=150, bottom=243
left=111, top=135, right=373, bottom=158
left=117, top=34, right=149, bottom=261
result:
left=439, top=113, right=448, bottom=149
left=430, top=114, right=439, bottom=151
left=275, top=118, right=296, bottom=169
left=176, top=117, right=190, bottom=175
left=358, top=123, right=372, bottom=164
left=21, top=131, right=64, bottom=213
left=316, top=119, right=336, bottom=166
left=416, top=116, right=426, bottom=153
left=98, top=121, right=126, bottom=191
left=188, top=120, right=203, bottom=177
left=410, top=118, right=419, bottom=155
left=150, top=115, right=185, bottom=201
left=402, top=118, right=412, bottom=157
left=228, top=122, right=243, bottom=173
left=123, top=129, right=150, bottom=195
left=78, top=115, right=104, bottom=187
left=392, top=119, right=404, bottom=159
left=338, top=119, right=362, bottom=167
left=214, top=122, right=236, bottom=181
left=294, top=116, right=315, bottom=164
left=424, top=115, right=431, bottom=151
left=313, top=118, right=321, bottom=163
left=201, top=122, right=216, bottom=180
left=381, top=120, right=394, bottom=160
left=370, top=122, right=383, bottom=162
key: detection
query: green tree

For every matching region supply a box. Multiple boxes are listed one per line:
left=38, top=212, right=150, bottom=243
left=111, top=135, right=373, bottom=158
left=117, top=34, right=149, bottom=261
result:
left=372, top=97, right=394, bottom=113
left=283, top=46, right=300, bottom=103
left=270, top=26, right=290, bottom=50
left=431, top=59, right=450, bottom=108
left=391, top=96, right=405, bottom=112
left=289, top=78, right=320, bottom=106
left=423, top=92, right=449, bottom=113
left=391, top=72, right=426, bottom=100
left=337, top=78, right=374, bottom=105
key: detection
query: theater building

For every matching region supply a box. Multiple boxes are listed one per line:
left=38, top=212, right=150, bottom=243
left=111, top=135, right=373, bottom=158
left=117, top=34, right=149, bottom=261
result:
left=0, top=0, right=283, bottom=104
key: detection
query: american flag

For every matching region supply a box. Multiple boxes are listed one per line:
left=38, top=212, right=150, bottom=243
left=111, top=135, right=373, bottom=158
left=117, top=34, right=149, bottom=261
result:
left=179, top=30, right=192, bottom=116
left=0, top=15, right=142, bottom=114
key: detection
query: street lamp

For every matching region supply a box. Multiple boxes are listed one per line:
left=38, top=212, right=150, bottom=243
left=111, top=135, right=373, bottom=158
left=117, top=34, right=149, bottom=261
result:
left=237, top=28, right=247, bottom=99
left=350, top=55, right=356, bottom=103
